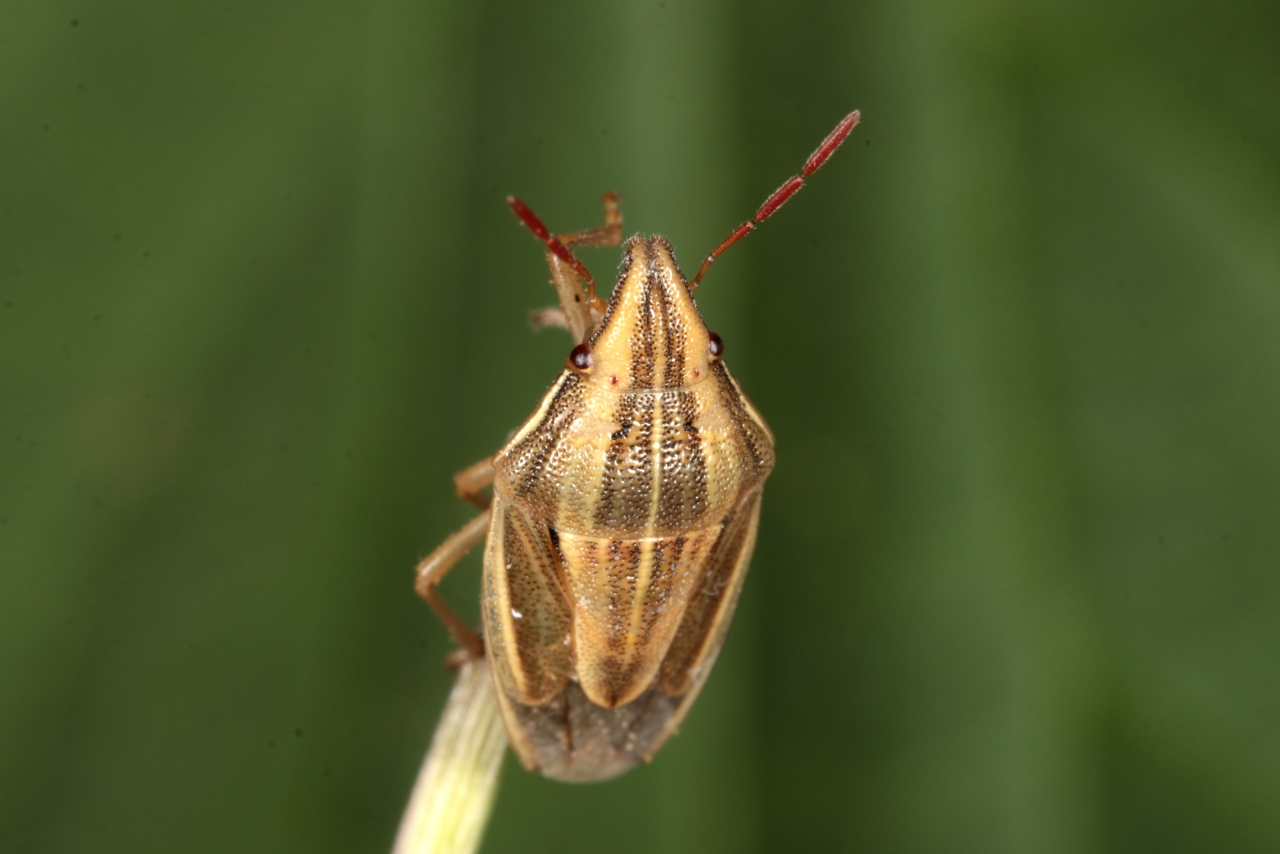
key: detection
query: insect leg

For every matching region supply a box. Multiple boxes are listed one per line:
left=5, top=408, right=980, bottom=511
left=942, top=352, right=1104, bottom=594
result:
left=510, top=193, right=623, bottom=345
left=526, top=306, right=569, bottom=333
left=453, top=456, right=495, bottom=509
left=414, top=508, right=492, bottom=659
left=557, top=191, right=622, bottom=249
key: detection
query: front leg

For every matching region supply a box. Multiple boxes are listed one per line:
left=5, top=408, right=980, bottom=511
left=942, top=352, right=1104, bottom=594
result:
left=512, top=193, right=624, bottom=345
left=546, top=192, right=623, bottom=343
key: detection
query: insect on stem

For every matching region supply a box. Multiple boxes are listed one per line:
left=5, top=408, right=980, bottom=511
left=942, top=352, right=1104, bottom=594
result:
left=690, top=109, right=860, bottom=291
left=412, top=108, right=858, bottom=785
left=507, top=196, right=599, bottom=301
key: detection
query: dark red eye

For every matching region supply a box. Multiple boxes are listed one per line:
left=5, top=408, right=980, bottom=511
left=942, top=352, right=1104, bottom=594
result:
left=568, top=343, right=592, bottom=370
left=708, top=332, right=724, bottom=359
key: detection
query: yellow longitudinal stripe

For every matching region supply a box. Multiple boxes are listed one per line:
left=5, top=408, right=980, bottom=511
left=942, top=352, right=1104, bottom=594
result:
left=634, top=390, right=663, bottom=650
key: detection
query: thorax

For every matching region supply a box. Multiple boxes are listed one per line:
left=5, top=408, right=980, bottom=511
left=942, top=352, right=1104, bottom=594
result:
left=493, top=364, right=773, bottom=538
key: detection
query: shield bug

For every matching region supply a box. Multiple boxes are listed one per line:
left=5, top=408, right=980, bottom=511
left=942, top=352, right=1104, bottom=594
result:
left=414, top=110, right=861, bottom=781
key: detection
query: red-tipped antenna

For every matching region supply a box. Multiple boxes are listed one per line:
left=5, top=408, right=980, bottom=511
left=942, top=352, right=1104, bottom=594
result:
left=690, top=110, right=860, bottom=290
left=506, top=196, right=599, bottom=299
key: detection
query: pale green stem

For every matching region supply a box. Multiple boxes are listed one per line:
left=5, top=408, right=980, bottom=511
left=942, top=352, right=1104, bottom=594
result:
left=392, top=658, right=508, bottom=854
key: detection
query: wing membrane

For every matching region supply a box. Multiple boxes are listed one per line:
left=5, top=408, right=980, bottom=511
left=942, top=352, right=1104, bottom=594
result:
left=494, top=491, right=763, bottom=781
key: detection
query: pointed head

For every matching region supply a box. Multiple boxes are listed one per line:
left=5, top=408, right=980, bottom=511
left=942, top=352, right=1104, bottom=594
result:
left=568, top=236, right=721, bottom=391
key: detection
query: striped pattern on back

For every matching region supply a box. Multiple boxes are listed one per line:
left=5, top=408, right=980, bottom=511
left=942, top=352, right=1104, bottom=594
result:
left=488, top=235, right=775, bottom=711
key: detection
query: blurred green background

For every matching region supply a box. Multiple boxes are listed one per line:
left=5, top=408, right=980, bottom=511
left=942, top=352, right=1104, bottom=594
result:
left=2, top=1, right=1278, bottom=852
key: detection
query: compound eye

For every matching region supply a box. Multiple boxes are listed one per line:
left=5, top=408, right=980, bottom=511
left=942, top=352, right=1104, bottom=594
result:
left=568, top=343, right=593, bottom=370
left=708, top=332, right=724, bottom=360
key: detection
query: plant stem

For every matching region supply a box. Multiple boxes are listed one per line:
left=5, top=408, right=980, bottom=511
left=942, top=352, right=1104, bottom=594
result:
left=392, top=658, right=507, bottom=854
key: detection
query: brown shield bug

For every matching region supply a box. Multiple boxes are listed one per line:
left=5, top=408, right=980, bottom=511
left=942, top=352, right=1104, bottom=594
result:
left=414, top=110, right=861, bottom=781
